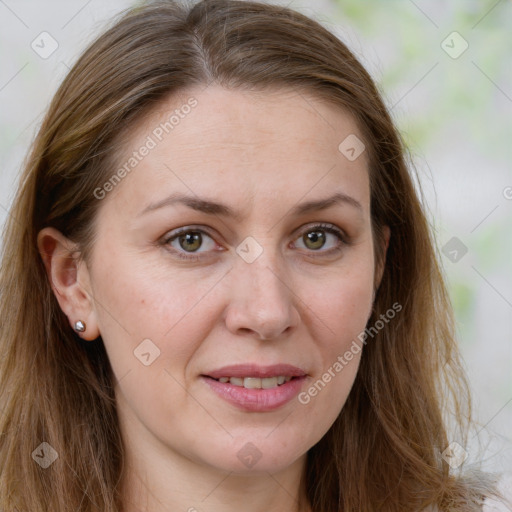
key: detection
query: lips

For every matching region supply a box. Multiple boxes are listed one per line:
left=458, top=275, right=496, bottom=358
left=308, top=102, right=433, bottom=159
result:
left=201, top=364, right=308, bottom=411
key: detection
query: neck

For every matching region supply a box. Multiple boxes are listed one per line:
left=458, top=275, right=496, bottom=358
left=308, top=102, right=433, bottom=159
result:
left=120, top=450, right=311, bottom=512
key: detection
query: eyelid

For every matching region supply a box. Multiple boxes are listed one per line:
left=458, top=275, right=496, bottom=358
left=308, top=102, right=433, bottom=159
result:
left=293, top=222, right=348, bottom=241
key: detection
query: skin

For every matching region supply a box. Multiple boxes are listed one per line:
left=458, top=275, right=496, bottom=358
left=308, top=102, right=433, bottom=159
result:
left=38, top=85, right=390, bottom=512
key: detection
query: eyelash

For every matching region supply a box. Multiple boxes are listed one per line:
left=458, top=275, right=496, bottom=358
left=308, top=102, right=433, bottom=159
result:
left=161, top=223, right=351, bottom=262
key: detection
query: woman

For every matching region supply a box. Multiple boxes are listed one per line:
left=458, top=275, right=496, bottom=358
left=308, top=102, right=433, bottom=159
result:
left=0, top=0, right=508, bottom=510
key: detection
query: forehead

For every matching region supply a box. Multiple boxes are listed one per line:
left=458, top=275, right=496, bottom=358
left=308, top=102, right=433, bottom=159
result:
left=102, top=85, right=370, bottom=219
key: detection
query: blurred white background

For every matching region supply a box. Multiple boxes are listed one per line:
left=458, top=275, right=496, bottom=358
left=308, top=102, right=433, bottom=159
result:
left=0, top=0, right=510, bottom=474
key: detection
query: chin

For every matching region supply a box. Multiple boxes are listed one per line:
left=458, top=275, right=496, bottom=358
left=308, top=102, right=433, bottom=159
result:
left=206, top=435, right=311, bottom=474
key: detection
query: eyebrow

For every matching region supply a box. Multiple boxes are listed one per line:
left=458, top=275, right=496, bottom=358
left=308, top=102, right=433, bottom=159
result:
left=139, top=191, right=363, bottom=220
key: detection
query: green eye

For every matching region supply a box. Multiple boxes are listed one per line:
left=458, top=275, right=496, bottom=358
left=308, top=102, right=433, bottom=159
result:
left=303, top=230, right=327, bottom=250
left=164, top=228, right=217, bottom=260
left=177, top=231, right=203, bottom=252
left=294, top=223, right=347, bottom=255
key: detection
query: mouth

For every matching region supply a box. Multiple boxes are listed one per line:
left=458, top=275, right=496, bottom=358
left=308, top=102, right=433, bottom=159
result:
left=203, top=375, right=299, bottom=389
left=200, top=363, right=308, bottom=411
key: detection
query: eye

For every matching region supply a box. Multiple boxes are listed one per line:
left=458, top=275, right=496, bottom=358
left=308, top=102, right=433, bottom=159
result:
left=162, top=227, right=219, bottom=260
left=292, top=223, right=348, bottom=256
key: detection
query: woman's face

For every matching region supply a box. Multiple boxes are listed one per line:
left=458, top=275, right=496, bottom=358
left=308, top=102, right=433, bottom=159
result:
left=82, top=85, right=386, bottom=475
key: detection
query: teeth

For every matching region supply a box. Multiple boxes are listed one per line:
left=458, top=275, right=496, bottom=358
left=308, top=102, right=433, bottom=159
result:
left=244, top=377, right=261, bottom=389
left=216, top=375, right=294, bottom=389
left=262, top=377, right=277, bottom=389
left=230, top=377, right=244, bottom=386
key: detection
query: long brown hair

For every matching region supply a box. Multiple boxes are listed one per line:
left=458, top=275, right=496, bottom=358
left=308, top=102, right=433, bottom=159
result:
left=0, top=1, right=503, bottom=510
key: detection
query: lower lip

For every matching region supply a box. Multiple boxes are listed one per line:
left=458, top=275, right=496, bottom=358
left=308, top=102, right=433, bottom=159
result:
left=201, top=376, right=306, bottom=412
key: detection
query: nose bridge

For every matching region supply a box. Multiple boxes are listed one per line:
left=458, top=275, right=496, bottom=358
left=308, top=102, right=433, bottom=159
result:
left=249, top=257, right=288, bottom=308
left=225, top=244, right=299, bottom=339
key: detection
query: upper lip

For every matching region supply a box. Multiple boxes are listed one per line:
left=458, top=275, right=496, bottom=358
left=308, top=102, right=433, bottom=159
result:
left=204, top=364, right=307, bottom=379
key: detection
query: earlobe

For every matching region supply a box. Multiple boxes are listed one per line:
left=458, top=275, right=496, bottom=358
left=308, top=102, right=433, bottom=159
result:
left=37, top=227, right=100, bottom=341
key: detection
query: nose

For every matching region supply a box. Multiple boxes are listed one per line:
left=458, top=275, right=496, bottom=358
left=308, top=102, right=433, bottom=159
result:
left=223, top=255, right=300, bottom=341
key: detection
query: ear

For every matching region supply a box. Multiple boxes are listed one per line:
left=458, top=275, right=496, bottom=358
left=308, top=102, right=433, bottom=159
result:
left=37, top=227, right=100, bottom=341
left=374, top=225, right=390, bottom=292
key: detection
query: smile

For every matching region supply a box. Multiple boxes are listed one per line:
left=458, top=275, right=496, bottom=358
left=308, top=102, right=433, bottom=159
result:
left=212, top=376, right=294, bottom=388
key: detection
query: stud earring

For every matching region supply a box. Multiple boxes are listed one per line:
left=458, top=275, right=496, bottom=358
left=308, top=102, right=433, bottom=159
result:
left=74, top=320, right=86, bottom=333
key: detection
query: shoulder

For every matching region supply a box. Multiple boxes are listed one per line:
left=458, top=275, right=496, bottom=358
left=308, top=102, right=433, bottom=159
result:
left=482, top=472, right=512, bottom=511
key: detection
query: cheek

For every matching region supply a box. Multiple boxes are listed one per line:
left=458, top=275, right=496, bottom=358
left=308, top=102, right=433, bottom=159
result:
left=90, top=253, right=220, bottom=432
left=307, top=263, right=375, bottom=344
left=297, top=263, right=374, bottom=416
left=89, top=248, right=219, bottom=380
